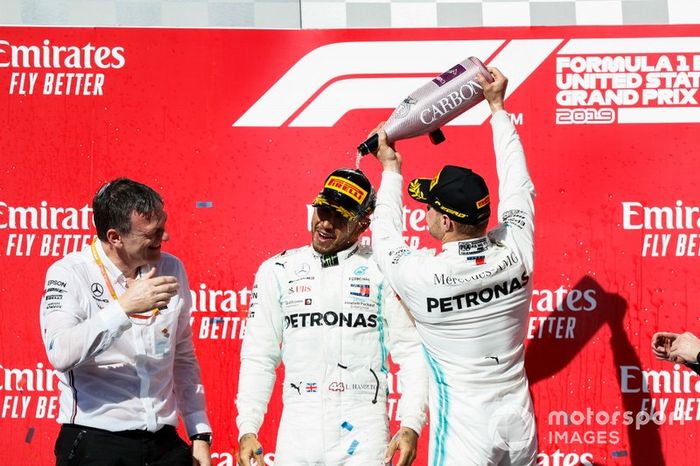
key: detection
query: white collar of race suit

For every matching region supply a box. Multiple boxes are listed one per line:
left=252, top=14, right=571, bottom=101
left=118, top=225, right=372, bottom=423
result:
left=311, top=243, right=360, bottom=268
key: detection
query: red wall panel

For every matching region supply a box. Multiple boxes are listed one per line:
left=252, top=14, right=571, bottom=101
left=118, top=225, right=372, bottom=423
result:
left=1, top=25, right=699, bottom=465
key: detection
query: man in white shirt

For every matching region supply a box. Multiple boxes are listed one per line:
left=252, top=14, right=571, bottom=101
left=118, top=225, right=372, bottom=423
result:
left=40, top=178, right=212, bottom=466
left=236, top=168, right=428, bottom=466
left=369, top=68, right=538, bottom=466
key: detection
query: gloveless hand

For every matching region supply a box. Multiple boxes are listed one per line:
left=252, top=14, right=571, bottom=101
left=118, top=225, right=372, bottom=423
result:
left=238, top=433, right=264, bottom=466
left=118, top=267, right=179, bottom=315
left=477, top=67, right=508, bottom=114
left=384, top=427, right=419, bottom=466
left=368, top=121, right=402, bottom=173
left=669, top=331, right=700, bottom=364
left=651, top=331, right=677, bottom=360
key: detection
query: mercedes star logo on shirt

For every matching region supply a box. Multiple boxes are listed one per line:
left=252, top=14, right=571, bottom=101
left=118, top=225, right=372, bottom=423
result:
left=91, top=283, right=105, bottom=298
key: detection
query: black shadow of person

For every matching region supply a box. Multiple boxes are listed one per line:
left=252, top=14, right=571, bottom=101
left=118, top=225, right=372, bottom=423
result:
left=525, top=275, right=664, bottom=466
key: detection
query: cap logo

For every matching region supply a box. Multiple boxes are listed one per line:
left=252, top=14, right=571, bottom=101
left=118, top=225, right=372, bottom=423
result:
left=476, top=195, right=490, bottom=209
left=408, top=179, right=426, bottom=201
left=394, top=96, right=417, bottom=119
left=433, top=199, right=467, bottom=218
left=325, top=176, right=368, bottom=204
left=429, top=171, right=441, bottom=191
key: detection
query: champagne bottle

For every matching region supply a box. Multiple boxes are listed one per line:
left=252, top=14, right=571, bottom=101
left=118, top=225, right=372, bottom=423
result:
left=357, top=57, right=493, bottom=156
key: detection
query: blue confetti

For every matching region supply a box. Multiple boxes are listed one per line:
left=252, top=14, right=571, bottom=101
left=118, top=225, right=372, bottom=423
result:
left=341, top=421, right=353, bottom=431
left=196, top=201, right=213, bottom=208
left=347, top=440, right=359, bottom=455
left=611, top=450, right=629, bottom=457
left=25, top=427, right=35, bottom=443
left=213, top=317, right=224, bottom=324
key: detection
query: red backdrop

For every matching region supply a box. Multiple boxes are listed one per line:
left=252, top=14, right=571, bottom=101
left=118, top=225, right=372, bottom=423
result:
left=1, top=25, right=699, bottom=465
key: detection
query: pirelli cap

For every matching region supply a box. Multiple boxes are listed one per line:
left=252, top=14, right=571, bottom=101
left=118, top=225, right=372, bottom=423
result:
left=312, top=168, right=376, bottom=220
left=408, top=165, right=490, bottom=225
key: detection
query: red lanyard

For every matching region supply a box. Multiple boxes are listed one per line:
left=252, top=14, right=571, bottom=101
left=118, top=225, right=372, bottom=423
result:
left=91, top=237, right=159, bottom=320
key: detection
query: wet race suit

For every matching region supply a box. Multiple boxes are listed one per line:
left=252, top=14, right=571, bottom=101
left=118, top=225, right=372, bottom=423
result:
left=236, top=243, right=427, bottom=466
left=372, top=111, right=538, bottom=466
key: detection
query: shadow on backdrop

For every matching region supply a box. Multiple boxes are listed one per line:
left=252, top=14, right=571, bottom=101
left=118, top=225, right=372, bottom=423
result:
left=525, top=275, right=664, bottom=466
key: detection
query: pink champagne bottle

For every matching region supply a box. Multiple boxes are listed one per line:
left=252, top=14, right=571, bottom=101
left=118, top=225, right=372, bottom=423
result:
left=357, top=57, right=494, bottom=156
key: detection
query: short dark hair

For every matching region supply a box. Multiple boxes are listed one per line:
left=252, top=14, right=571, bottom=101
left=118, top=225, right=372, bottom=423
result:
left=453, top=219, right=488, bottom=237
left=93, top=178, right=164, bottom=241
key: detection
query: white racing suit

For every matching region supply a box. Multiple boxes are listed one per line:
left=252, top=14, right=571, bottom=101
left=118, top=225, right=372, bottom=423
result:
left=372, top=110, right=538, bottom=466
left=236, top=243, right=428, bottom=466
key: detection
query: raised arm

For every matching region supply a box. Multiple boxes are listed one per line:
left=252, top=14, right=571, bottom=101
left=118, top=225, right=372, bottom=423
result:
left=479, top=68, right=536, bottom=272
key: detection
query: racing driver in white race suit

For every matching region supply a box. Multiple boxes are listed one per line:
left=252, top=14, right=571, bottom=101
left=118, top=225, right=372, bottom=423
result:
left=235, top=168, right=428, bottom=466
left=369, top=68, right=537, bottom=466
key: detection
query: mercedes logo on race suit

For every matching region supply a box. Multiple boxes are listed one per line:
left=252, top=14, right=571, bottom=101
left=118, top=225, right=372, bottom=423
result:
left=91, top=282, right=104, bottom=298
left=296, top=263, right=310, bottom=276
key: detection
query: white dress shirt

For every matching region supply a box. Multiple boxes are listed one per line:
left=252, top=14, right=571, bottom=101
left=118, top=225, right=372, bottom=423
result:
left=40, top=240, right=210, bottom=436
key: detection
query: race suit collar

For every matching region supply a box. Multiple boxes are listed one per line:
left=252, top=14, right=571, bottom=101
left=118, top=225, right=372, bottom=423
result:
left=442, top=236, right=491, bottom=256
left=311, top=242, right=360, bottom=268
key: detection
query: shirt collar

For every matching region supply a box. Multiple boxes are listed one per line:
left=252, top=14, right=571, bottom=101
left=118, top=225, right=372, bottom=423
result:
left=442, top=236, right=491, bottom=256
left=95, top=240, right=125, bottom=284
left=96, top=240, right=153, bottom=284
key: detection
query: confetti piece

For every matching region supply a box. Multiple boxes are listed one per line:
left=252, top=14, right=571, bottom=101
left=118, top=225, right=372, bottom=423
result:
left=25, top=427, right=35, bottom=444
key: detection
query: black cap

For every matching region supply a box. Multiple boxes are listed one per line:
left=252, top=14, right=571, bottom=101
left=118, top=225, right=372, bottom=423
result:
left=312, top=169, right=376, bottom=220
left=407, top=165, right=490, bottom=225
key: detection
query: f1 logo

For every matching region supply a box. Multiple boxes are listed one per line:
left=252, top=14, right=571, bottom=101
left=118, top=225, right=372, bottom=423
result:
left=233, top=39, right=562, bottom=128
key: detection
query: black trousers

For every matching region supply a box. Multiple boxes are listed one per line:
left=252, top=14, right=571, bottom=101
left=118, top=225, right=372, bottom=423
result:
left=54, top=424, right=191, bottom=466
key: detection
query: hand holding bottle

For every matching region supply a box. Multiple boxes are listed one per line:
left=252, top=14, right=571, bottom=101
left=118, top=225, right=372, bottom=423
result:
left=368, top=122, right=402, bottom=174
left=477, top=67, right=508, bottom=114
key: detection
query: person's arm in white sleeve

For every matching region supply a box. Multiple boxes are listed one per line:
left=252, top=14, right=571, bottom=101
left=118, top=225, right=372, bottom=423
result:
left=40, top=263, right=132, bottom=372
left=368, top=127, right=424, bottom=304
left=372, top=170, right=415, bottom=272
left=382, top=285, right=428, bottom=466
left=480, top=68, right=536, bottom=271
left=171, top=263, right=211, bottom=437
left=235, top=259, right=284, bottom=439
left=386, top=289, right=428, bottom=433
